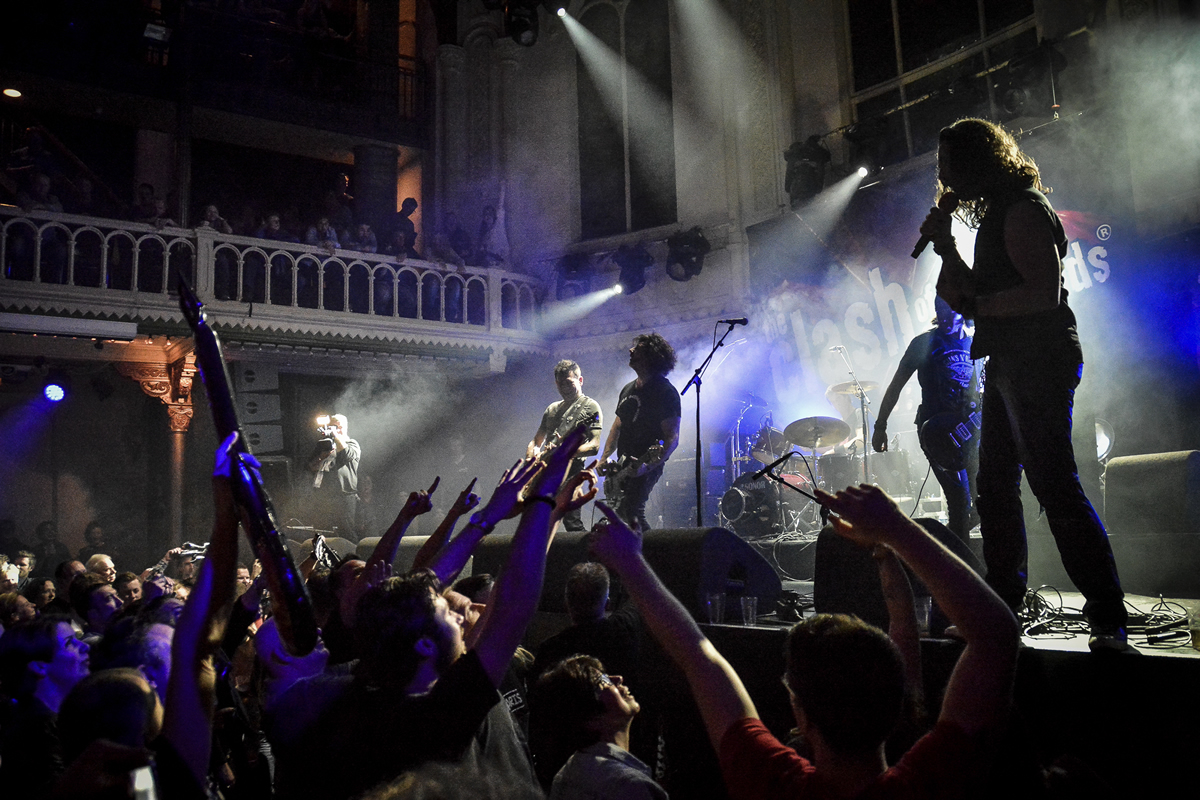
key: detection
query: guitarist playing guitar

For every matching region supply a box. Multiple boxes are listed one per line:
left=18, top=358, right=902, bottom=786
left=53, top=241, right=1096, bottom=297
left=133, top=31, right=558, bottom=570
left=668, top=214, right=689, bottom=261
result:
left=527, top=360, right=604, bottom=531
left=872, top=297, right=980, bottom=542
left=599, top=334, right=681, bottom=532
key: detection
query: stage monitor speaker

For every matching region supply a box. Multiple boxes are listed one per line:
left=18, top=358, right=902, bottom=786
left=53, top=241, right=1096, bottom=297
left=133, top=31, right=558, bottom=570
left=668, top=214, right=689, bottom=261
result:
left=471, top=527, right=782, bottom=617
left=813, top=518, right=979, bottom=631
left=1105, top=450, right=1200, bottom=534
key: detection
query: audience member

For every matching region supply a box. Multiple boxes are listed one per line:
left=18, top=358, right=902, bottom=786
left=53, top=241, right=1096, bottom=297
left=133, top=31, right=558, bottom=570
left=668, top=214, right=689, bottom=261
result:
left=130, top=183, right=158, bottom=223
left=198, top=203, right=234, bottom=234
left=532, top=654, right=665, bottom=800
left=18, top=172, right=64, bottom=213
left=445, top=211, right=472, bottom=262
left=272, top=426, right=589, bottom=800
left=114, top=572, right=143, bottom=605
left=588, top=485, right=1020, bottom=800
left=57, top=667, right=162, bottom=766
left=0, top=616, right=91, bottom=793
left=0, top=591, right=39, bottom=627
left=86, top=553, right=118, bottom=584
left=23, top=576, right=58, bottom=613
left=475, top=183, right=509, bottom=267
left=0, top=519, right=30, bottom=559
left=347, top=221, right=378, bottom=253
left=256, top=212, right=299, bottom=243
left=392, top=196, right=421, bottom=258
left=47, top=560, right=86, bottom=616
left=77, top=521, right=108, bottom=564
left=13, top=550, right=36, bottom=591
left=306, top=216, right=342, bottom=251
left=31, top=521, right=72, bottom=578
left=532, top=562, right=640, bottom=687
left=70, top=573, right=124, bottom=643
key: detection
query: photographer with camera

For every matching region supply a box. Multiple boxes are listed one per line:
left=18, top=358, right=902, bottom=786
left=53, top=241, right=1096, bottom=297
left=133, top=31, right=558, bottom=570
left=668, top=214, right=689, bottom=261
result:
left=306, top=413, right=361, bottom=539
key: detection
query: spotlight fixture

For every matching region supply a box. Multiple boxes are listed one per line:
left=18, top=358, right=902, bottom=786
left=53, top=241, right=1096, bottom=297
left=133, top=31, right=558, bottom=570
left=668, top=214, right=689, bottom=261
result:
left=43, top=369, right=71, bottom=403
left=613, top=243, right=653, bottom=295
left=664, top=227, right=711, bottom=282
left=557, top=6, right=566, bottom=17
left=506, top=0, right=540, bottom=47
left=556, top=252, right=593, bottom=300
left=3, top=88, right=21, bottom=99
left=844, top=117, right=889, bottom=177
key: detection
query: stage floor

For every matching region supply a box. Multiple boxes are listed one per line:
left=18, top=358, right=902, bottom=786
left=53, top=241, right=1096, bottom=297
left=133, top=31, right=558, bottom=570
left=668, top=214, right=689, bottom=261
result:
left=780, top=580, right=1200, bottom=657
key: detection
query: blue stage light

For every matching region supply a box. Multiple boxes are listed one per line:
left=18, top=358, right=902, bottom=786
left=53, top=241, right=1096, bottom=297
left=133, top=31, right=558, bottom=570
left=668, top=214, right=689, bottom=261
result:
left=44, top=383, right=66, bottom=402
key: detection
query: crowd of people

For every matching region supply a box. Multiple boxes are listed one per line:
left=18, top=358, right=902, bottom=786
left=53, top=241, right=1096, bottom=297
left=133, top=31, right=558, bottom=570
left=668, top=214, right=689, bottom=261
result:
left=0, top=406, right=1037, bottom=800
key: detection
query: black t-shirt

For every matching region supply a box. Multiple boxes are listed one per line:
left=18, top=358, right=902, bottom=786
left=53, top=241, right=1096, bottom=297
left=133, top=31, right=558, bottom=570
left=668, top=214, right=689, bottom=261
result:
left=899, top=329, right=978, bottom=424
left=299, top=650, right=501, bottom=800
left=536, top=395, right=603, bottom=457
left=615, top=377, right=681, bottom=459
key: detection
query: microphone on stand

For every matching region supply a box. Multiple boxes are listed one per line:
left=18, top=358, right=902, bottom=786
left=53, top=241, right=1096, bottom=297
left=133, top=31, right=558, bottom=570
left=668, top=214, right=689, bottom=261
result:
left=911, top=193, right=960, bottom=258
left=751, top=451, right=793, bottom=480
left=718, top=318, right=749, bottom=326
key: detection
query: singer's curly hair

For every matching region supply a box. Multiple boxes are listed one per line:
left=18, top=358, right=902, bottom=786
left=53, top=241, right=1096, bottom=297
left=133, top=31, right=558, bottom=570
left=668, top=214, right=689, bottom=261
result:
left=631, top=333, right=677, bottom=375
left=936, top=118, right=1048, bottom=229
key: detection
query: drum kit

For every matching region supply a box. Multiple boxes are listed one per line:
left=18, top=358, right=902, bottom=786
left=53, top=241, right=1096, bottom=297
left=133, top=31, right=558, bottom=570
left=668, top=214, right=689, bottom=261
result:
left=721, top=383, right=914, bottom=541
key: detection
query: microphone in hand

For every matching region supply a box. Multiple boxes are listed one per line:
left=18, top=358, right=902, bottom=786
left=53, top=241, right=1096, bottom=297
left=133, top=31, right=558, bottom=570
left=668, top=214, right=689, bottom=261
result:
left=911, top=193, right=959, bottom=258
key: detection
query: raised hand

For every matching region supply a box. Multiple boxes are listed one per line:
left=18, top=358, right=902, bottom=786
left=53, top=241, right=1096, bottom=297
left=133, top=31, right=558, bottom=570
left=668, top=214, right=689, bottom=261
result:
left=555, top=463, right=598, bottom=519
left=588, top=499, right=643, bottom=571
left=482, top=457, right=544, bottom=524
left=213, top=431, right=262, bottom=480
left=451, top=478, right=481, bottom=516
left=814, top=484, right=910, bottom=548
left=398, top=477, right=440, bottom=521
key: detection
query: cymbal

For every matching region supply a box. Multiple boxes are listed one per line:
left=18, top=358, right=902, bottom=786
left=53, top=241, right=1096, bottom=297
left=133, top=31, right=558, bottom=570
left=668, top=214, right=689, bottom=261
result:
left=827, top=380, right=879, bottom=396
left=736, top=391, right=769, bottom=407
left=784, top=416, right=852, bottom=449
left=751, top=426, right=790, bottom=464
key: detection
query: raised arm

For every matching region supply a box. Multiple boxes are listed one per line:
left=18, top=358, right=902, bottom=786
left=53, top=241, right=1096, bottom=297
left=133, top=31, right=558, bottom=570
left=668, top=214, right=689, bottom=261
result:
left=162, top=433, right=244, bottom=786
left=590, top=501, right=757, bottom=751
left=600, top=416, right=622, bottom=462
left=425, top=460, right=539, bottom=586
left=472, top=425, right=587, bottom=686
left=874, top=545, right=923, bottom=705
left=373, top=478, right=439, bottom=571
left=815, top=485, right=1019, bottom=734
left=412, top=478, right=478, bottom=572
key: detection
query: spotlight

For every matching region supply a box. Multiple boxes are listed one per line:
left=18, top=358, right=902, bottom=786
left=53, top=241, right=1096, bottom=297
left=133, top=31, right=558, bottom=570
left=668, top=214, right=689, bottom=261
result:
left=613, top=244, right=653, bottom=295
left=845, top=117, right=889, bottom=176
left=506, top=0, right=540, bottom=47
left=614, top=284, right=624, bottom=294
left=556, top=252, right=593, bottom=300
left=557, top=7, right=566, bottom=17
left=857, top=166, right=869, bottom=178
left=43, top=369, right=70, bottom=403
left=3, top=89, right=22, bottom=99
left=664, top=227, right=711, bottom=282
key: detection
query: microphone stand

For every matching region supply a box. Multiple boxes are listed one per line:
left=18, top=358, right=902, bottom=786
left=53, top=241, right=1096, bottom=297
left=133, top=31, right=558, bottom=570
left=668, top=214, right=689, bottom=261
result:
left=834, top=346, right=872, bottom=484
left=683, top=320, right=740, bottom=527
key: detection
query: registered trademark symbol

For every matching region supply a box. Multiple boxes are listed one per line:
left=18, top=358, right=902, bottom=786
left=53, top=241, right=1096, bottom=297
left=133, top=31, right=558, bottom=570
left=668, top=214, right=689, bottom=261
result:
left=1096, top=224, right=1111, bottom=240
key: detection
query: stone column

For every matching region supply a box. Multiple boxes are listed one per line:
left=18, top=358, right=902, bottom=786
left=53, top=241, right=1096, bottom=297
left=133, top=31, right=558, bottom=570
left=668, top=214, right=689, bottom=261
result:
left=117, top=355, right=197, bottom=547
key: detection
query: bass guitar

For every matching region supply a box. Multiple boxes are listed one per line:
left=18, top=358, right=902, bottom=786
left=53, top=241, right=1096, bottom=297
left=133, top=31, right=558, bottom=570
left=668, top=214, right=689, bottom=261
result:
left=598, top=442, right=665, bottom=508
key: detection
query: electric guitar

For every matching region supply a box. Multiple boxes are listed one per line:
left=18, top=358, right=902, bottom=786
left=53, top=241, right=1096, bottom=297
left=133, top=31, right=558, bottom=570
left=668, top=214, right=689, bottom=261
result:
left=598, top=442, right=665, bottom=507
left=919, top=409, right=982, bottom=472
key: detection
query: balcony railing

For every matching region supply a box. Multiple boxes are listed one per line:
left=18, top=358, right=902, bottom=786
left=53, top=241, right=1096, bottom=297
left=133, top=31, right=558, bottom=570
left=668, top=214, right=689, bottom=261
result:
left=0, top=207, right=544, bottom=357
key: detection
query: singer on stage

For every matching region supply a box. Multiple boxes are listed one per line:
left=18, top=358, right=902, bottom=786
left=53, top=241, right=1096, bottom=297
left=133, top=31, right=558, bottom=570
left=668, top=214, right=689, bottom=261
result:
left=922, top=117, right=1126, bottom=650
left=600, top=333, right=681, bottom=532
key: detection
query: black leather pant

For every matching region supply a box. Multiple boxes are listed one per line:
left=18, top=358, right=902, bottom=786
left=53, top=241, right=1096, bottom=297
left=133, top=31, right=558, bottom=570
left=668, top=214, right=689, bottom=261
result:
left=976, top=349, right=1125, bottom=629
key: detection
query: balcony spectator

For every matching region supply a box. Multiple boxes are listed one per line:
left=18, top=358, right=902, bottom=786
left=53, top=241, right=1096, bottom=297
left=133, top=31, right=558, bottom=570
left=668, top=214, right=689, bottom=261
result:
left=346, top=222, right=378, bottom=253
left=324, top=172, right=355, bottom=239
left=131, top=183, right=158, bottom=223
left=256, top=212, right=299, bottom=243
left=77, top=521, right=108, bottom=564
left=198, top=204, right=234, bottom=234
left=31, top=521, right=72, bottom=579
left=305, top=216, right=342, bottom=252
left=475, top=183, right=510, bottom=267
left=17, top=172, right=63, bottom=214
left=391, top=196, right=421, bottom=259
left=445, top=211, right=473, bottom=262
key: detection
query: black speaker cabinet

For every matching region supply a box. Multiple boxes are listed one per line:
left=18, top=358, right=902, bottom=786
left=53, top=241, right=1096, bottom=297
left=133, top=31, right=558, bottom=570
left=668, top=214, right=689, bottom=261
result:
left=471, top=527, right=782, bottom=617
left=1105, top=450, right=1200, bottom=534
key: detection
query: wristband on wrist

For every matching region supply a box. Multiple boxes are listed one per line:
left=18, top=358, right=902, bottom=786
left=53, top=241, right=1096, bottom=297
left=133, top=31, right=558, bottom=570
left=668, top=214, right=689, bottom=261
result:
left=468, top=511, right=496, bottom=532
left=527, top=495, right=557, bottom=509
